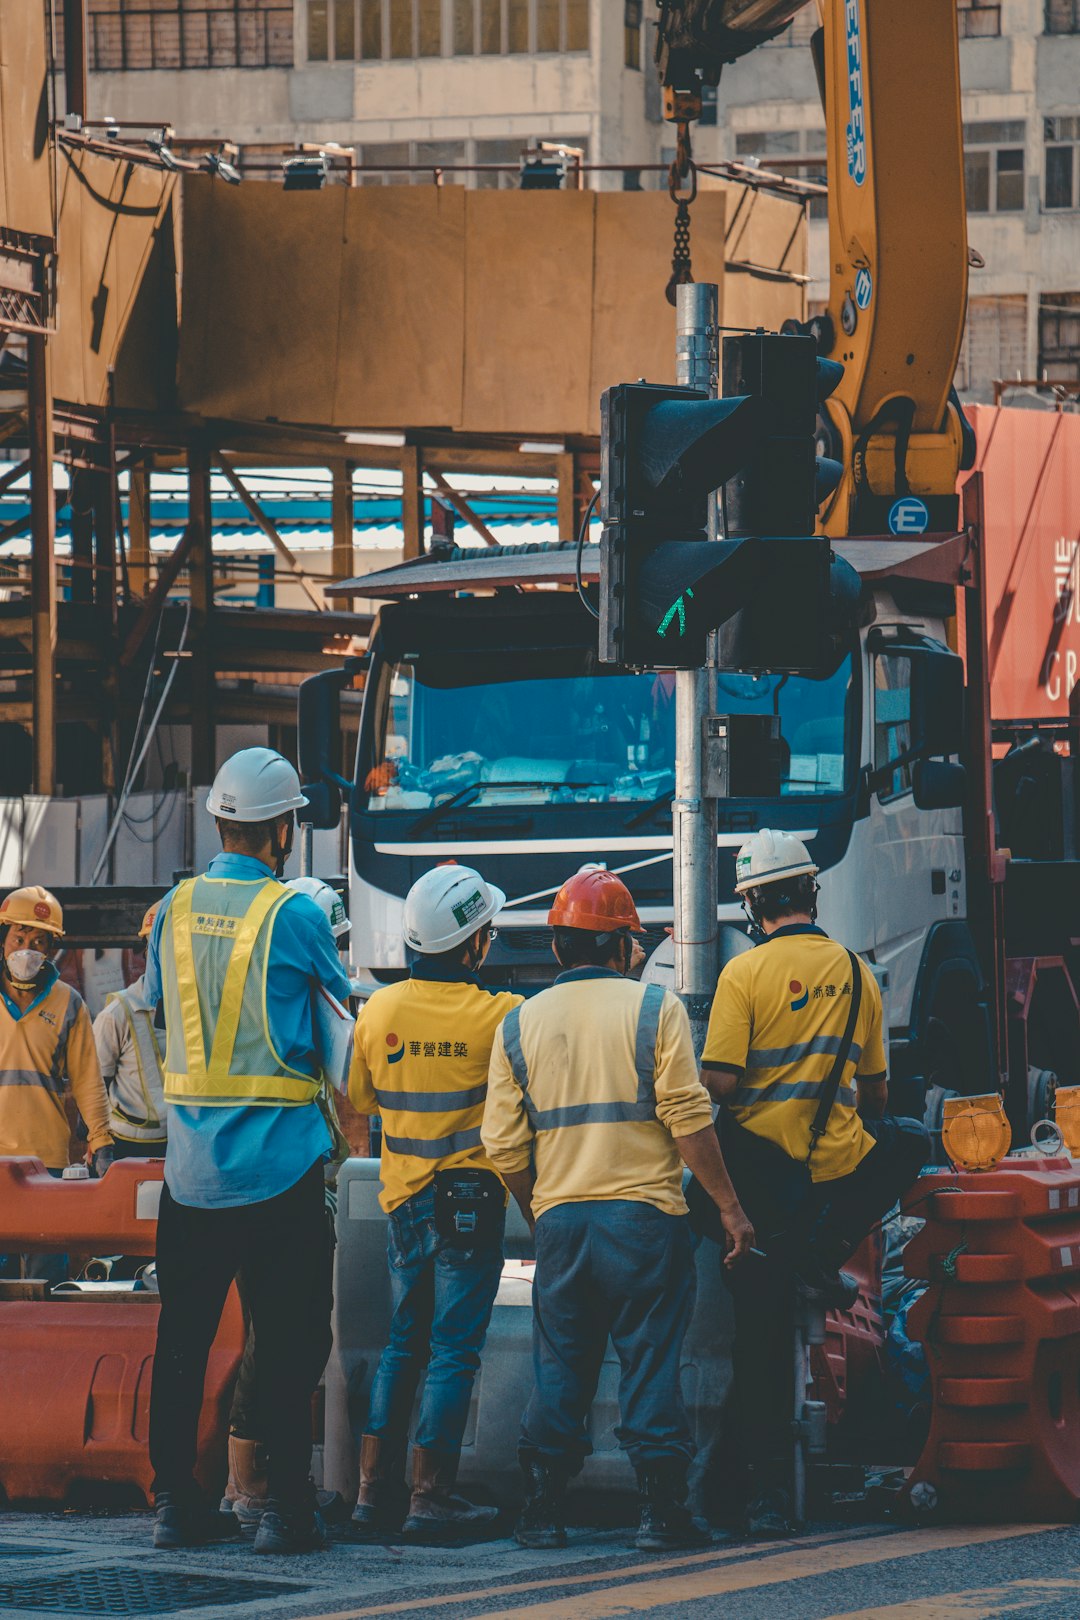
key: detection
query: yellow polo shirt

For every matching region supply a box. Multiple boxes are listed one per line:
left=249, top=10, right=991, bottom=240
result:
left=483, top=967, right=714, bottom=1221
left=0, top=970, right=113, bottom=1169
left=349, top=963, right=522, bottom=1213
left=702, top=924, right=885, bottom=1183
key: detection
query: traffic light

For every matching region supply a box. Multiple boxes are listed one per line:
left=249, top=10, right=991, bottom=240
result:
left=598, top=331, right=861, bottom=674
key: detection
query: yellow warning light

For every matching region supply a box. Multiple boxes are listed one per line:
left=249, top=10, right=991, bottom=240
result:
left=941, top=1093, right=1012, bottom=1173
left=1054, top=1085, right=1080, bottom=1157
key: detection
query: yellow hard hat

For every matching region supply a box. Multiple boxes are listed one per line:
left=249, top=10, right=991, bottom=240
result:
left=138, top=903, right=159, bottom=941
left=0, top=885, right=64, bottom=936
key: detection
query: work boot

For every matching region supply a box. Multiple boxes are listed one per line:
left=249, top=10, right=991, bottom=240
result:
left=401, top=1447, right=498, bottom=1535
left=253, top=1487, right=328, bottom=1555
left=220, top=1436, right=270, bottom=1527
left=352, top=1433, right=406, bottom=1530
left=634, top=1461, right=710, bottom=1552
left=743, top=1485, right=795, bottom=1539
left=514, top=1455, right=568, bottom=1550
left=153, top=1490, right=242, bottom=1550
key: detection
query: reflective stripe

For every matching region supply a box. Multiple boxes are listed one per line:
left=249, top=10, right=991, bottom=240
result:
left=48, top=991, right=80, bottom=1099
left=375, top=1083, right=487, bottom=1113
left=634, top=983, right=664, bottom=1108
left=532, top=1100, right=657, bottom=1129
left=745, top=1035, right=863, bottom=1070
left=501, top=1005, right=538, bottom=1127
left=502, top=985, right=662, bottom=1134
left=382, top=1126, right=484, bottom=1159
left=734, top=1079, right=858, bottom=1108
left=108, top=991, right=165, bottom=1139
left=0, top=1068, right=64, bottom=1094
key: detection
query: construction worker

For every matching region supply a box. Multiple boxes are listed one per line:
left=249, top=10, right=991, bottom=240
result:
left=220, top=876, right=351, bottom=1529
left=482, top=869, right=754, bottom=1553
left=143, top=748, right=353, bottom=1555
left=93, top=904, right=166, bottom=1158
left=348, top=864, right=521, bottom=1535
left=700, top=829, right=929, bottom=1537
left=0, top=884, right=113, bottom=1176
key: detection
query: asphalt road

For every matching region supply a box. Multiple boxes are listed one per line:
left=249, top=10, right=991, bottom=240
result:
left=0, top=1510, right=1077, bottom=1620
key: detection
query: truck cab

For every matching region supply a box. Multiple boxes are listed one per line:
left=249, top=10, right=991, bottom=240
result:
left=303, top=535, right=992, bottom=1114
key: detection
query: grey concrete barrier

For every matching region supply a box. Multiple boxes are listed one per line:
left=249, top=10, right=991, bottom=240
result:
left=324, top=1158, right=735, bottom=1508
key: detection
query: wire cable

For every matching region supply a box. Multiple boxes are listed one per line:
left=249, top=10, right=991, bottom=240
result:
left=575, top=487, right=600, bottom=621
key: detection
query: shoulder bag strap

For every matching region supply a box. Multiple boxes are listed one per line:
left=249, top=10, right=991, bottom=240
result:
left=806, top=948, right=864, bottom=1168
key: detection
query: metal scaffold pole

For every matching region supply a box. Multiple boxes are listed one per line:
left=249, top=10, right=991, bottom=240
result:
left=672, top=281, right=719, bottom=1047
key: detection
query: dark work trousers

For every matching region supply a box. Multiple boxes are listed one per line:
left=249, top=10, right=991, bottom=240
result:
left=724, top=1114, right=929, bottom=1492
left=149, top=1160, right=333, bottom=1508
left=521, top=1199, right=696, bottom=1474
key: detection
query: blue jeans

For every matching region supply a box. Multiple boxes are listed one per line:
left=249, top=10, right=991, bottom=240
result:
left=521, top=1199, right=696, bottom=1473
left=367, top=1182, right=504, bottom=1456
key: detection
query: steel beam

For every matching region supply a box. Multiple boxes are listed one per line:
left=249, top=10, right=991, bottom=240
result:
left=28, top=336, right=56, bottom=796
left=331, top=460, right=356, bottom=580
left=188, top=444, right=215, bottom=786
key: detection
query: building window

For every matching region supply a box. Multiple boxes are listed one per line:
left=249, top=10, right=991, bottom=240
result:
left=1046, top=0, right=1080, bottom=32
left=357, top=135, right=588, bottom=186
left=964, top=120, right=1026, bottom=213
left=700, top=83, right=717, bottom=127
left=309, top=0, right=355, bottom=60
left=445, top=0, right=588, bottom=55
left=624, top=0, right=642, bottom=68
left=955, top=293, right=1028, bottom=400
left=1045, top=116, right=1080, bottom=209
left=1039, top=293, right=1080, bottom=381
left=957, top=1, right=1001, bottom=38
left=735, top=128, right=828, bottom=218
left=87, top=0, right=295, bottom=71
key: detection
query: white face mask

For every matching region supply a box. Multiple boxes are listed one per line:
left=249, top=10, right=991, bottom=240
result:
left=7, top=949, right=46, bottom=983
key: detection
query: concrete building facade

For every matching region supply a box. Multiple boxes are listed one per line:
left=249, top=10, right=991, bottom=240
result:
left=79, top=0, right=1080, bottom=399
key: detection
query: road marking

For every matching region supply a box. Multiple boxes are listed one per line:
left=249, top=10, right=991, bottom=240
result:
left=463, top=1524, right=1057, bottom=1620
left=822, top=1573, right=1080, bottom=1617
left=301, top=1526, right=880, bottom=1619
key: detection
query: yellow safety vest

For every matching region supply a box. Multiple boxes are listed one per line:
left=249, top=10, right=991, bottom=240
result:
left=105, top=987, right=166, bottom=1142
left=161, top=874, right=321, bottom=1108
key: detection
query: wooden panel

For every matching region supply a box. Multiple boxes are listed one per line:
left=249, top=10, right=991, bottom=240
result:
left=589, top=190, right=727, bottom=432
left=461, top=189, right=595, bottom=436
left=334, top=186, right=465, bottom=428
left=0, top=4, right=53, bottom=237
left=52, top=148, right=174, bottom=407
left=179, top=175, right=346, bottom=425
left=703, top=177, right=806, bottom=334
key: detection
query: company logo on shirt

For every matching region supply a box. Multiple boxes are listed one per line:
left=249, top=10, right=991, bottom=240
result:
left=386, top=1033, right=405, bottom=1065
left=789, top=979, right=809, bottom=1012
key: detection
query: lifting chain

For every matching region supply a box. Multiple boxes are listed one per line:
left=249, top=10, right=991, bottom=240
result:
left=665, top=119, right=697, bottom=307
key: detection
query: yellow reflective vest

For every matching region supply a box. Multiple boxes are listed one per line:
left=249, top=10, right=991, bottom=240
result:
left=160, top=873, right=321, bottom=1107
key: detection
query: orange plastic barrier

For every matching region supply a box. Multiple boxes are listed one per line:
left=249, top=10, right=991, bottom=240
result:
left=813, top=1231, right=886, bottom=1428
left=0, top=1156, right=243, bottom=1505
left=903, top=1156, right=1080, bottom=1521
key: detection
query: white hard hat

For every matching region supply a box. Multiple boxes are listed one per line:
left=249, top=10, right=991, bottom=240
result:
left=286, top=876, right=350, bottom=939
left=206, top=748, right=308, bottom=822
left=403, top=864, right=505, bottom=955
left=734, top=828, right=818, bottom=894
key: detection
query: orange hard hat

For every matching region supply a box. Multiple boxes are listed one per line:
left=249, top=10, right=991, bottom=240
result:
left=548, top=869, right=643, bottom=934
left=139, top=904, right=159, bottom=941
left=0, top=884, right=64, bottom=936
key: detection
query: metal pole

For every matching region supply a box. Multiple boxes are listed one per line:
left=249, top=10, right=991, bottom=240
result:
left=672, top=283, right=719, bottom=1047
left=299, top=821, right=314, bottom=878
left=63, top=0, right=89, bottom=122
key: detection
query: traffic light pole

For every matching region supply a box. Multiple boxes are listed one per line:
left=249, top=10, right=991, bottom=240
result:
left=673, top=282, right=719, bottom=1046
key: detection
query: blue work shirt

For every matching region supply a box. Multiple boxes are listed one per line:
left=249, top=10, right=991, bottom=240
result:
left=145, top=851, right=353, bottom=1209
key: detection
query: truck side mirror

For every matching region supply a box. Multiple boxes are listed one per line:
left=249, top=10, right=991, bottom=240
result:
left=297, top=661, right=364, bottom=831
left=911, top=645, right=965, bottom=758
left=913, top=759, right=966, bottom=811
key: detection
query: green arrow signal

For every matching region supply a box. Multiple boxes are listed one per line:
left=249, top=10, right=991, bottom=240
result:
left=657, top=585, right=695, bottom=638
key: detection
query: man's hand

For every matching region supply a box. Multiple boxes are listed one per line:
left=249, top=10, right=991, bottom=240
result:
left=501, top=1167, right=537, bottom=1234
left=90, top=1144, right=116, bottom=1178
left=719, top=1200, right=754, bottom=1268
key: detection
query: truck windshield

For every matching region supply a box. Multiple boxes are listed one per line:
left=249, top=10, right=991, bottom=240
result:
left=363, top=654, right=855, bottom=812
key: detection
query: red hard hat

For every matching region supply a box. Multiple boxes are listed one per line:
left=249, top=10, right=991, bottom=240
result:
left=548, top=869, right=643, bottom=934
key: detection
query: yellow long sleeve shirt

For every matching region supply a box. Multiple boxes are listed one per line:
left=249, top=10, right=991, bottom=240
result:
left=0, top=969, right=113, bottom=1169
left=349, top=961, right=523, bottom=1213
left=482, top=966, right=714, bottom=1222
